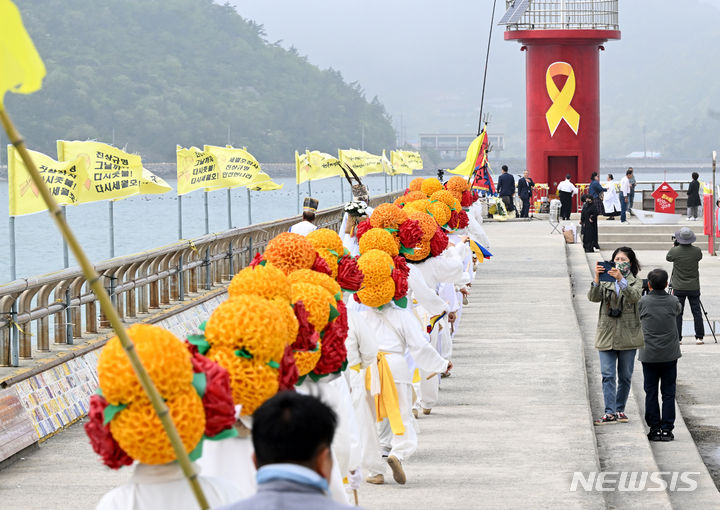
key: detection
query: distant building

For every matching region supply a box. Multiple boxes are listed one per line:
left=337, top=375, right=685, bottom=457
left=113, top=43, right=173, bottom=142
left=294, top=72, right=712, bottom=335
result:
left=419, top=133, right=505, bottom=160
left=625, top=151, right=662, bottom=159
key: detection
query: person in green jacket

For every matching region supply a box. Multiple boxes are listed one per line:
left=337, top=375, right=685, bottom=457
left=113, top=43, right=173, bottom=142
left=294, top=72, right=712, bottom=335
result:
left=666, top=227, right=704, bottom=344
left=588, top=246, right=644, bottom=425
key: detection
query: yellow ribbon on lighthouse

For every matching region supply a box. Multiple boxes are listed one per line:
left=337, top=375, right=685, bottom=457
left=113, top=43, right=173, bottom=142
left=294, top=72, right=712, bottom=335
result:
left=545, top=61, right=580, bottom=136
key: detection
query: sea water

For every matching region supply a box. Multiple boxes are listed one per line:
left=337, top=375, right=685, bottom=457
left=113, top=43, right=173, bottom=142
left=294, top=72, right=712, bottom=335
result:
left=0, top=174, right=404, bottom=283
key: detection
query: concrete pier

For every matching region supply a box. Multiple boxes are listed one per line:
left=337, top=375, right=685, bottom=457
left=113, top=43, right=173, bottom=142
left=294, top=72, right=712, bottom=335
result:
left=1, top=219, right=719, bottom=509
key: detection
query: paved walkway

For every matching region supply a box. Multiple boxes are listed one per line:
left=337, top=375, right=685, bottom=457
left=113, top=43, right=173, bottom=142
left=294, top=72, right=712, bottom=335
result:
left=2, top=220, right=719, bottom=509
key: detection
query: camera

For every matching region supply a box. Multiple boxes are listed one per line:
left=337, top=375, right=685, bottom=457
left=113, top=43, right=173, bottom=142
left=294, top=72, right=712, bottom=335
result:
left=608, top=307, right=622, bottom=318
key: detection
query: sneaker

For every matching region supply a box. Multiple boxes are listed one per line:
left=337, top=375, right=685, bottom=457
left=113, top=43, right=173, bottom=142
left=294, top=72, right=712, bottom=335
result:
left=422, top=407, right=432, bottom=415
left=616, top=412, right=629, bottom=423
left=366, top=474, right=384, bottom=485
left=696, top=338, right=705, bottom=345
left=660, top=430, right=675, bottom=441
left=412, top=408, right=418, bottom=419
left=594, top=413, right=618, bottom=425
left=648, top=429, right=662, bottom=441
left=387, top=455, right=406, bottom=484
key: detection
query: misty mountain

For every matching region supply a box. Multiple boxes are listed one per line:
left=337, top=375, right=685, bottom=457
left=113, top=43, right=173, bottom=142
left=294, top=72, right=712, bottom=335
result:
left=5, top=0, right=396, bottom=162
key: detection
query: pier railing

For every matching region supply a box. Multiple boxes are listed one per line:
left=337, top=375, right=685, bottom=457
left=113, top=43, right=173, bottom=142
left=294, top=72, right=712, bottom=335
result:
left=0, top=193, right=400, bottom=367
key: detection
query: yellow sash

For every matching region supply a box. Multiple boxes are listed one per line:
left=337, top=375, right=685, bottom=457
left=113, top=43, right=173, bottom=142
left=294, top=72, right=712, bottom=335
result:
left=365, top=352, right=405, bottom=435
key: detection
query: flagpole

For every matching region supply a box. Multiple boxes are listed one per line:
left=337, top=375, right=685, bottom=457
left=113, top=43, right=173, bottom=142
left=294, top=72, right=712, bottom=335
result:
left=0, top=105, right=210, bottom=510
left=204, top=190, right=210, bottom=290
left=247, top=187, right=253, bottom=259
left=108, top=201, right=115, bottom=258
left=178, top=194, right=184, bottom=301
left=307, top=179, right=312, bottom=197
left=296, top=183, right=300, bottom=214
left=340, top=176, right=344, bottom=204
left=9, top=214, right=19, bottom=366
left=477, top=0, right=498, bottom=135
left=227, top=188, right=234, bottom=277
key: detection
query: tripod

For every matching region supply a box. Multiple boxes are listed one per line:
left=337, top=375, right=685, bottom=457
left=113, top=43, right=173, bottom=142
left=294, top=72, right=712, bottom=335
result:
left=699, top=299, right=718, bottom=343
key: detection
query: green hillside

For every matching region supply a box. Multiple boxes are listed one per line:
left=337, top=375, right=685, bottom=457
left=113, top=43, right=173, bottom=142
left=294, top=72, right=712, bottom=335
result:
left=6, top=0, right=395, bottom=162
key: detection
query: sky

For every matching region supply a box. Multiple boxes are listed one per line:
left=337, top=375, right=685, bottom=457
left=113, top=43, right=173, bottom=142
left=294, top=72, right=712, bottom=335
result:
left=226, top=0, right=720, bottom=158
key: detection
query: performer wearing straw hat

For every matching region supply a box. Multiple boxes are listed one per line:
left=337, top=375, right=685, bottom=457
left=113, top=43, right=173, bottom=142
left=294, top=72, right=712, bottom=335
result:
left=291, top=197, right=320, bottom=235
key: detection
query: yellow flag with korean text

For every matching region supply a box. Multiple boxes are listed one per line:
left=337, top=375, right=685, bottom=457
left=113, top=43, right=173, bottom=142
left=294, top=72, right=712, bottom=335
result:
left=391, top=150, right=423, bottom=174
left=57, top=141, right=143, bottom=203
left=338, top=149, right=384, bottom=177
left=0, top=0, right=46, bottom=105
left=295, top=150, right=343, bottom=184
left=247, top=172, right=283, bottom=191
left=204, top=145, right=266, bottom=190
left=176, top=146, right=221, bottom=195
left=8, top=146, right=85, bottom=216
left=139, top=167, right=172, bottom=195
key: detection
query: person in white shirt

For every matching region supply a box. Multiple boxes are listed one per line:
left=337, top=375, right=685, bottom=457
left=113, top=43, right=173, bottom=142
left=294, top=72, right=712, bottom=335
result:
left=557, top=175, right=578, bottom=220
left=602, top=174, right=621, bottom=220
left=619, top=168, right=633, bottom=223
left=290, top=197, right=319, bottom=236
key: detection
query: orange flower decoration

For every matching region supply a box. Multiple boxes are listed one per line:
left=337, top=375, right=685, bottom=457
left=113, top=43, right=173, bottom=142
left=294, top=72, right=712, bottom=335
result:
left=228, top=262, right=291, bottom=304
left=394, top=191, right=427, bottom=207
left=369, top=203, right=408, bottom=230
left=306, top=228, right=345, bottom=257
left=110, top=388, right=205, bottom=465
left=263, top=233, right=317, bottom=274
left=290, top=282, right=336, bottom=332
left=446, top=176, right=469, bottom=194
left=315, top=248, right=339, bottom=279
left=357, top=279, right=396, bottom=308
left=407, top=211, right=436, bottom=242
left=403, top=198, right=432, bottom=214
left=293, top=341, right=323, bottom=376
left=428, top=201, right=451, bottom=227
left=359, top=228, right=399, bottom=257
left=269, top=298, right=300, bottom=346
left=208, top=350, right=280, bottom=415
left=421, top=178, right=443, bottom=197
left=357, top=249, right=394, bottom=286
left=405, top=241, right=431, bottom=261
left=204, top=295, right=287, bottom=364
left=408, top=177, right=424, bottom=192
left=430, top=189, right=459, bottom=210
left=98, top=324, right=192, bottom=406
left=288, top=269, right=342, bottom=298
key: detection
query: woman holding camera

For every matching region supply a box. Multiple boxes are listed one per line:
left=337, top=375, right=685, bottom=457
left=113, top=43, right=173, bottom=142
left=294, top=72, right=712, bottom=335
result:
left=588, top=246, right=644, bottom=425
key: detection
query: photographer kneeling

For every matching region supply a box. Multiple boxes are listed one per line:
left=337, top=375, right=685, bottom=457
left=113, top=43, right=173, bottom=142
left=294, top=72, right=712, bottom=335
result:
left=588, top=246, right=644, bottom=425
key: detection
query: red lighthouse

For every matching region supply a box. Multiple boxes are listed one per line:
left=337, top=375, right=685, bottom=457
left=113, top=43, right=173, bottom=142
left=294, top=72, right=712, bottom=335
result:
left=502, top=1, right=620, bottom=197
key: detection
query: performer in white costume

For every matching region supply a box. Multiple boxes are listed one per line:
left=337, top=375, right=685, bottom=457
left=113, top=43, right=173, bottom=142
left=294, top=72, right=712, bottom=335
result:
left=290, top=197, right=319, bottom=235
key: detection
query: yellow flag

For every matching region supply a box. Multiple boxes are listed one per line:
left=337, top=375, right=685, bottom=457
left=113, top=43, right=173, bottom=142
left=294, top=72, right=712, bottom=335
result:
left=176, top=146, right=221, bottom=195
left=338, top=149, right=385, bottom=177
left=139, top=167, right=172, bottom=195
left=8, top=146, right=85, bottom=216
left=246, top=172, right=283, bottom=191
left=390, top=150, right=423, bottom=175
left=204, top=145, right=265, bottom=190
left=448, top=131, right=486, bottom=177
left=295, top=150, right=343, bottom=184
left=0, top=0, right=46, bottom=105
left=57, top=141, right=143, bottom=203
left=381, top=150, right=395, bottom=176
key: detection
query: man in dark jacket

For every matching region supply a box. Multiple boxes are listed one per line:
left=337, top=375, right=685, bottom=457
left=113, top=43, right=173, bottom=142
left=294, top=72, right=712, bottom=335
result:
left=219, top=392, right=359, bottom=510
left=686, top=172, right=701, bottom=220
left=497, top=165, right=516, bottom=213
left=666, top=227, right=704, bottom=344
left=516, top=170, right=535, bottom=218
left=639, top=269, right=682, bottom=441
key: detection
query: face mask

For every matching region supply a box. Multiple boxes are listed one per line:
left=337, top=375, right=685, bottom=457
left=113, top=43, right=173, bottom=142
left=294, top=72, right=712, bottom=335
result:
left=616, top=261, right=631, bottom=276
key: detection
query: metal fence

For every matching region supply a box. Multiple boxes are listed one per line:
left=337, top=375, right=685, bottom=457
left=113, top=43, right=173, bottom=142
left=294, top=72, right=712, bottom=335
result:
left=503, top=0, right=619, bottom=31
left=0, top=193, right=400, bottom=367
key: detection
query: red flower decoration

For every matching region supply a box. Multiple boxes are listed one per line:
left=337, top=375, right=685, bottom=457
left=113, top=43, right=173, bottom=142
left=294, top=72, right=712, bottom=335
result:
left=391, top=267, right=409, bottom=301
left=457, top=210, right=469, bottom=229
left=85, top=394, right=134, bottom=469
left=291, top=301, right=319, bottom=351
left=392, top=255, right=410, bottom=278
left=430, top=228, right=449, bottom=256
left=311, top=253, right=332, bottom=276
left=337, top=255, right=364, bottom=292
left=398, top=219, right=423, bottom=249
left=355, top=219, right=372, bottom=240
left=249, top=252, right=264, bottom=267
left=278, top=344, right=299, bottom=390
left=189, top=346, right=236, bottom=438
left=447, top=210, right=460, bottom=230
left=313, top=300, right=348, bottom=375
left=461, top=190, right=474, bottom=207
